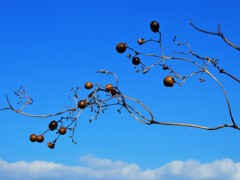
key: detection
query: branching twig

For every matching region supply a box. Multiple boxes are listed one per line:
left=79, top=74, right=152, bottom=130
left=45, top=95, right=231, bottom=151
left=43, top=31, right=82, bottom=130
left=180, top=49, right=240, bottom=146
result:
left=6, top=95, right=77, bottom=118
left=116, top=20, right=239, bottom=133
left=190, top=20, right=240, bottom=51
left=1, top=70, right=155, bottom=148
left=1, top=20, right=239, bottom=149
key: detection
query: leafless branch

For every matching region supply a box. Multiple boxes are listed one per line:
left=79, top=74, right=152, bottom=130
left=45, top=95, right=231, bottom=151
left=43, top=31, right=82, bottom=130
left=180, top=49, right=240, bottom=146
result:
left=1, top=20, right=240, bottom=149
left=116, top=20, right=239, bottom=133
left=190, top=20, right=240, bottom=51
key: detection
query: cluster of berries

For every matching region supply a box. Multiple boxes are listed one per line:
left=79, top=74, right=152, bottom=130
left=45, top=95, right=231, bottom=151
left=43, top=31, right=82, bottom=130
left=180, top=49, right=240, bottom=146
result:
left=116, top=21, right=175, bottom=87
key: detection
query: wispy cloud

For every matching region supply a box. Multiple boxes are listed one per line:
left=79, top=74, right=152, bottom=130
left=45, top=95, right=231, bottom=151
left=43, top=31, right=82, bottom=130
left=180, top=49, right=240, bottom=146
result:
left=0, top=154, right=240, bottom=180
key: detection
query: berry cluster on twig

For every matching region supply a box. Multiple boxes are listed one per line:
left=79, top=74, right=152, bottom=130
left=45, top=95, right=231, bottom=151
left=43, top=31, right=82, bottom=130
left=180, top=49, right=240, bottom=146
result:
left=0, top=20, right=239, bottom=149
left=116, top=20, right=240, bottom=131
left=2, top=70, right=153, bottom=148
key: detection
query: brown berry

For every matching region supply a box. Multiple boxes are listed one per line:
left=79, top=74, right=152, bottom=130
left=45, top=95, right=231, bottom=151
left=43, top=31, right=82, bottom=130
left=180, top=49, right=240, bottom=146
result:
left=84, top=82, right=93, bottom=89
left=163, top=76, right=175, bottom=87
left=163, top=65, right=168, bottom=70
left=150, top=21, right=160, bottom=33
left=36, top=135, right=44, bottom=143
left=58, top=127, right=67, bottom=135
left=116, top=43, right=127, bottom=53
left=30, top=134, right=37, bottom=142
left=49, top=120, right=58, bottom=131
left=106, top=84, right=113, bottom=92
left=132, top=57, right=140, bottom=65
left=111, top=89, right=117, bottom=96
left=47, top=142, right=55, bottom=149
left=78, top=100, right=87, bottom=109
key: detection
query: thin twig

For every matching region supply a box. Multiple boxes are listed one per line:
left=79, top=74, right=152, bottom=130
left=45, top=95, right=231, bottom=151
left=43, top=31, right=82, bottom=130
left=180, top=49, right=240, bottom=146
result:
left=6, top=95, right=77, bottom=118
left=150, top=120, right=239, bottom=131
left=190, top=20, right=240, bottom=51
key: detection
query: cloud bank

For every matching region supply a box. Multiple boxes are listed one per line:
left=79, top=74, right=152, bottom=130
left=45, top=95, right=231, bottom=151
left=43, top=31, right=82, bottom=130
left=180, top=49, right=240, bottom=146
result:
left=0, top=154, right=240, bottom=180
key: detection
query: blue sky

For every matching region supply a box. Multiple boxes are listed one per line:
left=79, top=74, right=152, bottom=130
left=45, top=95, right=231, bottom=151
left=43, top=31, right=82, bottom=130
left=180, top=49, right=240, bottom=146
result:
left=0, top=0, right=240, bottom=179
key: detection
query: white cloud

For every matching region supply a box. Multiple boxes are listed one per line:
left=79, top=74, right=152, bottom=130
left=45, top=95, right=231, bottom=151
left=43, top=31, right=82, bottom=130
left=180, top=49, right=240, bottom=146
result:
left=0, top=155, right=240, bottom=180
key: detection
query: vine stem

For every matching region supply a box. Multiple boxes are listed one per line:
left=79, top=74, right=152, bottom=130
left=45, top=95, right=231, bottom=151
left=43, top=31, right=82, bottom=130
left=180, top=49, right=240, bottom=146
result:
left=190, top=20, right=240, bottom=51
left=150, top=120, right=239, bottom=130
left=6, top=95, right=77, bottom=118
left=204, top=69, right=238, bottom=128
left=116, top=94, right=240, bottom=131
left=121, top=94, right=154, bottom=124
left=3, top=67, right=239, bottom=133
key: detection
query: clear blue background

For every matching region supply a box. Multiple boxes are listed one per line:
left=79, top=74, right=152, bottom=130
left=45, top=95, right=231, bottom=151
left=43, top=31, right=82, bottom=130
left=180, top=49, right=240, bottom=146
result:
left=0, top=0, right=240, bottom=172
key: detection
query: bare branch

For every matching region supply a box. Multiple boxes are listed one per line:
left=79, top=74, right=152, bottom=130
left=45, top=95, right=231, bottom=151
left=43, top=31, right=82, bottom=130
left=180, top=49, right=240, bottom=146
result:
left=115, top=20, right=240, bottom=134
left=2, top=20, right=239, bottom=149
left=0, top=107, right=11, bottom=111
left=204, top=69, right=238, bottom=128
left=190, top=20, right=240, bottom=51
left=220, top=70, right=240, bottom=83
left=150, top=120, right=239, bottom=131
left=6, top=95, right=76, bottom=118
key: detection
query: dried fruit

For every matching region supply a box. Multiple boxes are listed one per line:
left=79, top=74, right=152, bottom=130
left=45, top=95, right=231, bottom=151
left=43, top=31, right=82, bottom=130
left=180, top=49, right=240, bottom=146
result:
left=150, top=21, right=160, bottom=33
left=111, top=89, right=117, bottom=96
left=116, top=43, right=127, bottom=53
left=163, top=76, right=175, bottom=87
left=163, top=65, right=168, bottom=70
left=78, top=100, right=87, bottom=109
left=58, top=127, right=67, bottom=135
left=49, top=120, right=58, bottom=131
left=47, top=142, right=55, bottom=149
left=106, top=84, right=113, bottom=92
left=132, top=57, right=140, bottom=65
left=36, top=135, right=44, bottom=143
left=84, top=82, right=93, bottom=89
left=29, top=134, right=37, bottom=142
left=137, top=38, right=145, bottom=45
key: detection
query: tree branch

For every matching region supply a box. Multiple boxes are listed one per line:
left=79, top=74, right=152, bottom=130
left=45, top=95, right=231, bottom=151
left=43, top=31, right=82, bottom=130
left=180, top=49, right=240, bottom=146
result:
left=190, top=20, right=240, bottom=51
